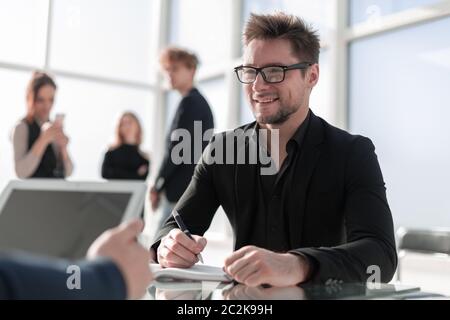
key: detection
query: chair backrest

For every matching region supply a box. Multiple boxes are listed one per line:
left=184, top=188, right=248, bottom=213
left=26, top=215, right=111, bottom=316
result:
left=395, top=228, right=450, bottom=295
left=397, top=228, right=450, bottom=255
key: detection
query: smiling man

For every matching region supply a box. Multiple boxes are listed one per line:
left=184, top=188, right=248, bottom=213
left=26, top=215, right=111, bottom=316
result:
left=151, top=12, right=397, bottom=287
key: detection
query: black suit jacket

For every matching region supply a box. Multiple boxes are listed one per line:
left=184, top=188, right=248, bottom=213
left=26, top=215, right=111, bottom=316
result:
left=0, top=253, right=126, bottom=299
left=155, top=88, right=214, bottom=202
left=153, top=111, right=397, bottom=284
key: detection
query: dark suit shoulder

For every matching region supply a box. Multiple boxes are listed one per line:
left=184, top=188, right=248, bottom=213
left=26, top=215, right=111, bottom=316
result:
left=221, top=121, right=256, bottom=138
left=105, top=146, right=118, bottom=154
left=318, top=115, right=375, bottom=153
left=203, top=122, right=256, bottom=148
left=181, top=89, right=210, bottom=110
left=178, top=89, right=214, bottom=125
left=104, top=145, right=125, bottom=157
left=103, top=148, right=115, bottom=159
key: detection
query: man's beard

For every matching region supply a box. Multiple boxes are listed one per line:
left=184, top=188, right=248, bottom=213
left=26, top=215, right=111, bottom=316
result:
left=255, top=102, right=299, bottom=125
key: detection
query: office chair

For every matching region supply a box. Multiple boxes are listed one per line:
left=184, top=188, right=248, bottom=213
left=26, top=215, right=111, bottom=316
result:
left=396, top=227, right=450, bottom=281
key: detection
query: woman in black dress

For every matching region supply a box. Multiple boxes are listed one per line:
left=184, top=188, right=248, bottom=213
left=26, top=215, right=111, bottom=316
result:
left=101, top=112, right=149, bottom=180
left=12, top=71, right=73, bottom=179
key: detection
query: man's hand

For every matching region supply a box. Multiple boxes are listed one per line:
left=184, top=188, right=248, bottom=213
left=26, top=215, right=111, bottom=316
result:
left=224, top=246, right=311, bottom=287
left=87, top=219, right=153, bottom=299
left=157, top=229, right=206, bottom=268
left=149, top=186, right=160, bottom=211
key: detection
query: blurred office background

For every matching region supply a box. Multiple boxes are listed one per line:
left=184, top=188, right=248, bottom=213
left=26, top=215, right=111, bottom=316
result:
left=1, top=0, right=449, bottom=294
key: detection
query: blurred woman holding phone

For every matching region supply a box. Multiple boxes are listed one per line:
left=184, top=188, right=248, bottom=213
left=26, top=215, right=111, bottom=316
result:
left=11, top=71, right=73, bottom=178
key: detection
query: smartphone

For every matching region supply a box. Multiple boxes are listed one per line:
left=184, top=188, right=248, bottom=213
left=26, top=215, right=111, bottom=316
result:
left=54, top=113, right=65, bottom=126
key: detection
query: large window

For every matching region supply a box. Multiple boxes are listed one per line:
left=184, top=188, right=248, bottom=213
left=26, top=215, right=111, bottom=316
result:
left=50, top=0, right=157, bottom=84
left=0, top=0, right=157, bottom=189
left=197, top=78, right=228, bottom=132
left=0, top=0, right=48, bottom=67
left=0, top=69, right=32, bottom=191
left=349, top=0, right=443, bottom=25
left=3, top=0, right=450, bottom=242
left=169, top=0, right=232, bottom=73
left=55, top=77, right=155, bottom=180
left=349, top=16, right=450, bottom=229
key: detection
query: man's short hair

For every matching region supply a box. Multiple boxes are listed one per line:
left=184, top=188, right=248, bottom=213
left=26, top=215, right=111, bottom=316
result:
left=160, top=47, right=199, bottom=70
left=243, top=12, right=320, bottom=65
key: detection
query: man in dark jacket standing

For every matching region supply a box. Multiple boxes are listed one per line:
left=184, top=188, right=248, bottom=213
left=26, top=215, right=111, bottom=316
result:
left=150, top=47, right=214, bottom=231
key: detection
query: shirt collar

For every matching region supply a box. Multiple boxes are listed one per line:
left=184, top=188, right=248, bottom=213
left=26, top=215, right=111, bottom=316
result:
left=288, top=109, right=311, bottom=150
left=253, top=109, right=311, bottom=156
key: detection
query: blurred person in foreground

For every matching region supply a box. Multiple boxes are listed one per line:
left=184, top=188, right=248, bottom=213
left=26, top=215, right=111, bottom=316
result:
left=0, top=219, right=153, bottom=299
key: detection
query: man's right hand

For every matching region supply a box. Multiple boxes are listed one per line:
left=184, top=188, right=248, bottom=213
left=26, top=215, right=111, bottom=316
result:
left=157, top=228, right=207, bottom=268
left=149, top=186, right=160, bottom=211
left=87, top=219, right=153, bottom=299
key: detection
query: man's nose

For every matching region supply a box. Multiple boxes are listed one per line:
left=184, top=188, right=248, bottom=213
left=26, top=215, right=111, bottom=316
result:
left=252, top=72, right=270, bottom=92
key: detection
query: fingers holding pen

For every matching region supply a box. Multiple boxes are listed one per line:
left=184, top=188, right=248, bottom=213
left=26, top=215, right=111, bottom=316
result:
left=157, top=229, right=206, bottom=268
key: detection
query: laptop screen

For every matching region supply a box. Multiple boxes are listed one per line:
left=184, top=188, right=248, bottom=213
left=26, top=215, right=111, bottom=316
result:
left=0, top=181, right=145, bottom=260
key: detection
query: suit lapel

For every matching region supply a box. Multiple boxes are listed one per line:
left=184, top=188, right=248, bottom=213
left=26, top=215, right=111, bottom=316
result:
left=288, top=112, right=324, bottom=248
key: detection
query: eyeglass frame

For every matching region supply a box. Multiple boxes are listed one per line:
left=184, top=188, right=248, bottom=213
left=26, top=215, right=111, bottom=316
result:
left=233, top=62, right=314, bottom=84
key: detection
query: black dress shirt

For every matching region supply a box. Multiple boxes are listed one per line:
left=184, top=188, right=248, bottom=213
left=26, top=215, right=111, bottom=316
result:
left=258, top=111, right=311, bottom=252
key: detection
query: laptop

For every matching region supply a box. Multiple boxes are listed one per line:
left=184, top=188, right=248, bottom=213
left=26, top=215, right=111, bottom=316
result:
left=0, top=179, right=146, bottom=260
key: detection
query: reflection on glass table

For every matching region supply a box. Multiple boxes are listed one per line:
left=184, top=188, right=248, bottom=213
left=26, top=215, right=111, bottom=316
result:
left=222, top=284, right=306, bottom=300
left=148, top=280, right=228, bottom=300
left=147, top=280, right=422, bottom=300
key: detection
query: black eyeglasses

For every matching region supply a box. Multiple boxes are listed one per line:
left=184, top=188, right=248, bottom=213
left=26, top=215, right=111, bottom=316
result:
left=234, top=62, right=314, bottom=84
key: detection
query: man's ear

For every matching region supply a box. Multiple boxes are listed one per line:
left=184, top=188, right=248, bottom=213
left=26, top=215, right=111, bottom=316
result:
left=308, top=64, right=320, bottom=88
left=189, top=67, right=196, bottom=79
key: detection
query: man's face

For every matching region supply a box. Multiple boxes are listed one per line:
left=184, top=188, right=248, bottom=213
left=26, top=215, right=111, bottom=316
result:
left=162, top=61, right=195, bottom=91
left=243, top=38, right=318, bottom=125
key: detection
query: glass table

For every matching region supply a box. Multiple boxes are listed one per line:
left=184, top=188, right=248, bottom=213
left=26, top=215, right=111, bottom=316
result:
left=145, top=281, right=423, bottom=300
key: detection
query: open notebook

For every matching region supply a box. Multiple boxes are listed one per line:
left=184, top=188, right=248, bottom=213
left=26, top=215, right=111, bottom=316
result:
left=149, top=263, right=233, bottom=282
